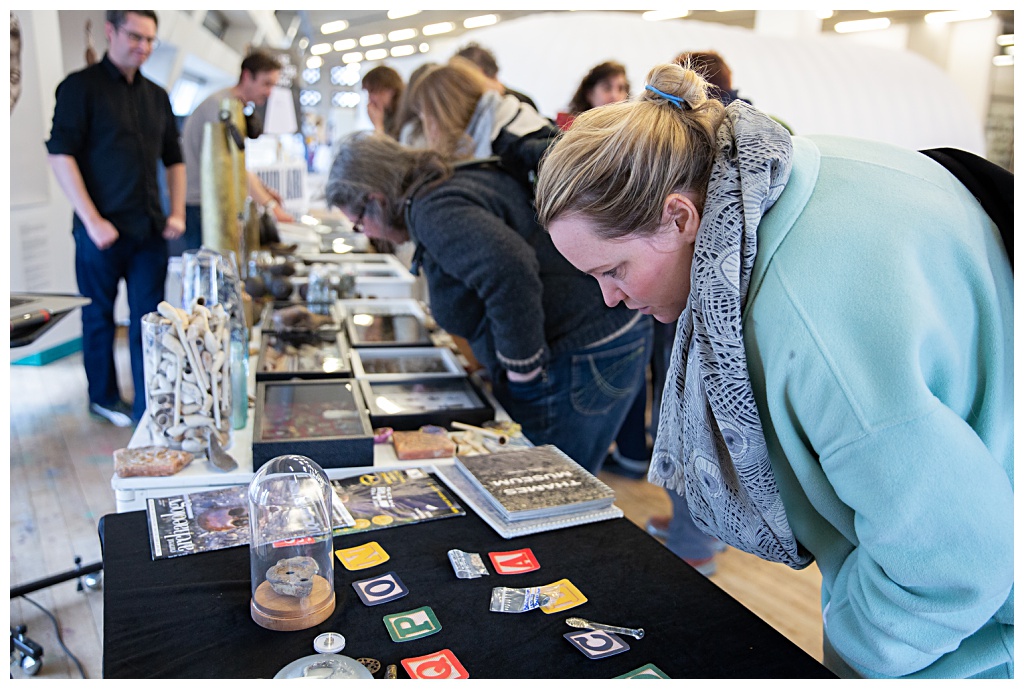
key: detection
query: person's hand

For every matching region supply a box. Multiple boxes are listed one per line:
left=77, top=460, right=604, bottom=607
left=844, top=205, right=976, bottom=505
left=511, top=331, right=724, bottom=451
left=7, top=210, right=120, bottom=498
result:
left=507, top=366, right=543, bottom=383
left=85, top=217, right=120, bottom=250
left=272, top=205, right=294, bottom=223
left=266, top=187, right=285, bottom=206
left=162, top=214, right=185, bottom=240
left=367, top=101, right=385, bottom=132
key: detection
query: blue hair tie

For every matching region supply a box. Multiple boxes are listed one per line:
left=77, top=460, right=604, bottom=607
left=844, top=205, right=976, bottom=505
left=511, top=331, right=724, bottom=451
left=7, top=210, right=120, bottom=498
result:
left=645, top=84, right=691, bottom=110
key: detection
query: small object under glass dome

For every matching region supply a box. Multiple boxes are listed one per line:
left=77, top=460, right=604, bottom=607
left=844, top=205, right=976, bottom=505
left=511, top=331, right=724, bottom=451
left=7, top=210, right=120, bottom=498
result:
left=249, top=454, right=336, bottom=631
left=273, top=654, right=373, bottom=679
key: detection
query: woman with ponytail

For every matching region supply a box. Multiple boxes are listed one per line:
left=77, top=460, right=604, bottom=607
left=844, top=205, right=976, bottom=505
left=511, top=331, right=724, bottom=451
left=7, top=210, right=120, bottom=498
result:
left=536, top=62, right=1013, bottom=679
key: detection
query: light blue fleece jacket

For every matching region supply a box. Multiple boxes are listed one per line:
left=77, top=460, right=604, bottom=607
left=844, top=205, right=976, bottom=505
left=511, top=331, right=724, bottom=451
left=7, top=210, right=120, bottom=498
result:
left=744, top=135, right=1013, bottom=678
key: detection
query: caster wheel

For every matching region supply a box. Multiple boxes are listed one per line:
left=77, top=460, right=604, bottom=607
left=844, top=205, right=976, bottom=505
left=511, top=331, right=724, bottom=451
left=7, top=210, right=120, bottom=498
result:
left=20, top=654, right=41, bottom=676
left=83, top=572, right=103, bottom=592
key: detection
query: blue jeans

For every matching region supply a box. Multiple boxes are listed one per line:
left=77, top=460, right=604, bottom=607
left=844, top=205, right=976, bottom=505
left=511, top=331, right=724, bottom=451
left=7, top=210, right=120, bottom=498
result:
left=74, top=226, right=168, bottom=421
left=492, top=317, right=653, bottom=474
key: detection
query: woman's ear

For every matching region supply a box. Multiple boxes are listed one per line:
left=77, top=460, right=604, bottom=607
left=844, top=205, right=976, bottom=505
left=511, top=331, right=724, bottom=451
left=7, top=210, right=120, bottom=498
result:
left=661, top=193, right=701, bottom=244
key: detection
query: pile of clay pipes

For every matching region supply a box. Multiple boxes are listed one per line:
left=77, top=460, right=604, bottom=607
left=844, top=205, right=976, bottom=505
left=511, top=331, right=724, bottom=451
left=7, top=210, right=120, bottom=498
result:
left=142, top=299, right=232, bottom=454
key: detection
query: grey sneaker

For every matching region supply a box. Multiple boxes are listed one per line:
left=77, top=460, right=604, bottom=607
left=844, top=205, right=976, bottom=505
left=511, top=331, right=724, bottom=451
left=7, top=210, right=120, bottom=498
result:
left=89, top=400, right=134, bottom=427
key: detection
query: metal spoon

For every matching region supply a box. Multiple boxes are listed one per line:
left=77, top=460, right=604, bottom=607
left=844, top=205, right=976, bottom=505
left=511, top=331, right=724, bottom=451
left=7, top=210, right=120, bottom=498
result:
left=206, top=428, right=238, bottom=472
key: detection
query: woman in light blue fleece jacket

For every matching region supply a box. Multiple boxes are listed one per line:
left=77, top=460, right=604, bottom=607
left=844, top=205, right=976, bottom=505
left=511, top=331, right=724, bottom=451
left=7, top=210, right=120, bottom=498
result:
left=535, top=62, right=1013, bottom=679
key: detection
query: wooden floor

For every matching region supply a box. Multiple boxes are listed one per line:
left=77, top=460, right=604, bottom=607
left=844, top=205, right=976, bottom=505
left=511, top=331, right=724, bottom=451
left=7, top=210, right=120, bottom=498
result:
left=8, top=329, right=823, bottom=678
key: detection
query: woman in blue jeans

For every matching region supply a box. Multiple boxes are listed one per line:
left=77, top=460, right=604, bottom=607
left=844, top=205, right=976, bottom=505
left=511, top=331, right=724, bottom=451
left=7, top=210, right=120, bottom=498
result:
left=325, top=132, right=649, bottom=473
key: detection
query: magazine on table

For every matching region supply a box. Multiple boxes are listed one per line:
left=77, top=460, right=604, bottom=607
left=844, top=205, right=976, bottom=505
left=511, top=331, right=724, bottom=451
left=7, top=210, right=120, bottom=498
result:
left=329, top=467, right=466, bottom=536
left=453, top=445, right=616, bottom=522
left=146, top=467, right=464, bottom=560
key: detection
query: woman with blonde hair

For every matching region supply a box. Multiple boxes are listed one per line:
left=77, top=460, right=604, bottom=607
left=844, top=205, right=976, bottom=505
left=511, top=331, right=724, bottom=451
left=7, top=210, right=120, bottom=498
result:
left=535, top=62, right=1013, bottom=679
left=405, top=56, right=557, bottom=186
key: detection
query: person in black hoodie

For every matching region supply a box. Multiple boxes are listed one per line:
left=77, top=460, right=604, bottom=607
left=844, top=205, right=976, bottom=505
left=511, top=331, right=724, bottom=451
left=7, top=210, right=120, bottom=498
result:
left=326, top=132, right=651, bottom=474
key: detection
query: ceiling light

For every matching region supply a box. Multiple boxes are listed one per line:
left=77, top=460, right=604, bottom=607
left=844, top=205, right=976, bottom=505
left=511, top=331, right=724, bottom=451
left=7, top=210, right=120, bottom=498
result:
left=341, top=52, right=363, bottom=64
left=996, top=34, right=1014, bottom=46
left=641, top=10, right=690, bottom=21
left=388, top=9, right=421, bottom=20
left=359, top=33, right=386, bottom=47
left=422, top=22, right=455, bottom=36
left=834, top=18, right=891, bottom=34
left=391, top=45, right=415, bottom=57
left=816, top=10, right=834, bottom=19
left=365, top=48, right=388, bottom=61
left=419, top=43, right=430, bottom=53
left=334, top=39, right=357, bottom=51
left=924, top=10, right=992, bottom=25
left=310, top=43, right=332, bottom=56
left=388, top=28, right=418, bottom=42
left=306, top=56, right=323, bottom=69
left=464, top=14, right=499, bottom=29
left=321, top=20, right=349, bottom=35
left=298, top=37, right=309, bottom=50
left=992, top=54, right=1014, bottom=66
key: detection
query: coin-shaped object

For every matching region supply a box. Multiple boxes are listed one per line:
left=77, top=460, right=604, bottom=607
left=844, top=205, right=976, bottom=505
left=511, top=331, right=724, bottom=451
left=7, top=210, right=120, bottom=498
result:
left=357, top=657, right=381, bottom=675
left=313, top=632, right=345, bottom=654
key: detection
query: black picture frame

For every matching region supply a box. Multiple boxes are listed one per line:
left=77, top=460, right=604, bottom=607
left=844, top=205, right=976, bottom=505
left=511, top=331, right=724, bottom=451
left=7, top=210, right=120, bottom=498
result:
left=252, top=379, right=374, bottom=471
left=255, top=329, right=353, bottom=381
left=359, top=376, right=495, bottom=431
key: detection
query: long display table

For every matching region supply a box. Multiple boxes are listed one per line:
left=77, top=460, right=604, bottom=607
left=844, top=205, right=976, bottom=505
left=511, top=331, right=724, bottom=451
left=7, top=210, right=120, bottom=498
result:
left=99, top=506, right=834, bottom=679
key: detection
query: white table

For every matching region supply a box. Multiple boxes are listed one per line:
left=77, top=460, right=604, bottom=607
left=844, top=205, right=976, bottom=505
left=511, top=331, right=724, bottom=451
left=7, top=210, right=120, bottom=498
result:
left=110, top=352, right=504, bottom=513
left=110, top=410, right=450, bottom=513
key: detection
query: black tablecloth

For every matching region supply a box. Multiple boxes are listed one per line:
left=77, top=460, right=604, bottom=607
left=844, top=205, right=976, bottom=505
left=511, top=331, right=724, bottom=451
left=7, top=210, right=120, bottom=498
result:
left=100, top=509, right=834, bottom=679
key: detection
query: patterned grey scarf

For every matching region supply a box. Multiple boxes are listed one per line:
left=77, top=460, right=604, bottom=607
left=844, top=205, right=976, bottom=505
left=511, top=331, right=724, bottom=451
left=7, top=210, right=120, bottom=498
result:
left=648, top=101, right=813, bottom=569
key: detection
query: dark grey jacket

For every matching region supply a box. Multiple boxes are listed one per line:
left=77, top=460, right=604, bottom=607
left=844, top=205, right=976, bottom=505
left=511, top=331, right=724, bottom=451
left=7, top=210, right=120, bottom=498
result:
left=408, top=163, right=635, bottom=377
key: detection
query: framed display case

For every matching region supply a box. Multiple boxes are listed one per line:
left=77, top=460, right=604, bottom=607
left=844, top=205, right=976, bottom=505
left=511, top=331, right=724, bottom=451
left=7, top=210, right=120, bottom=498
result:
left=351, top=346, right=464, bottom=380
left=256, top=330, right=353, bottom=381
left=252, top=379, right=374, bottom=470
left=358, top=376, right=495, bottom=431
left=296, top=254, right=416, bottom=298
left=259, top=300, right=343, bottom=334
left=342, top=299, right=432, bottom=348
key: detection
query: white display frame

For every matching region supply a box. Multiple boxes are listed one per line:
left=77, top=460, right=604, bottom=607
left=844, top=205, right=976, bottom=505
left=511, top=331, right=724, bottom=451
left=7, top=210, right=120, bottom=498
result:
left=351, top=346, right=464, bottom=381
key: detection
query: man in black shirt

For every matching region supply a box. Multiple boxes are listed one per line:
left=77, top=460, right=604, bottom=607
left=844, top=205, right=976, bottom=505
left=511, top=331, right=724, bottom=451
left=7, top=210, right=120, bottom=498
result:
left=46, top=9, right=184, bottom=426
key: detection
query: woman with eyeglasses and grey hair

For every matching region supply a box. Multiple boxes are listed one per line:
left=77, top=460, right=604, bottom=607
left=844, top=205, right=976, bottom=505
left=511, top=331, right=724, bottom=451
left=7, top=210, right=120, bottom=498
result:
left=535, top=62, right=1013, bottom=679
left=325, top=132, right=651, bottom=475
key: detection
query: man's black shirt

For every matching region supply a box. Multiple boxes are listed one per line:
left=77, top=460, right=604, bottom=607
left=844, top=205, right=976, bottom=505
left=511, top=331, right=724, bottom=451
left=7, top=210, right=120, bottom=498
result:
left=46, top=53, right=182, bottom=240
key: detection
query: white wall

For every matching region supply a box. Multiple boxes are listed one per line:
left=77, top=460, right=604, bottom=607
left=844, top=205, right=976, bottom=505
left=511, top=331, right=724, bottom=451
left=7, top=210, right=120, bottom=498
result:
left=9, top=10, right=82, bottom=359
left=388, top=11, right=986, bottom=153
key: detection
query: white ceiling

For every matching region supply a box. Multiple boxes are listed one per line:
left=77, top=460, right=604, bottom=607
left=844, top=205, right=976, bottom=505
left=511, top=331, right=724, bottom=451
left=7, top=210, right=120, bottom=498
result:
left=264, top=9, right=1013, bottom=45
left=212, top=10, right=1013, bottom=61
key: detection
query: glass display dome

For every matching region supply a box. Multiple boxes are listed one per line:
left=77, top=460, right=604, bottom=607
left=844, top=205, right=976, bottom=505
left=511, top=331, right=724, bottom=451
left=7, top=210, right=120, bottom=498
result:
left=248, top=454, right=336, bottom=631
